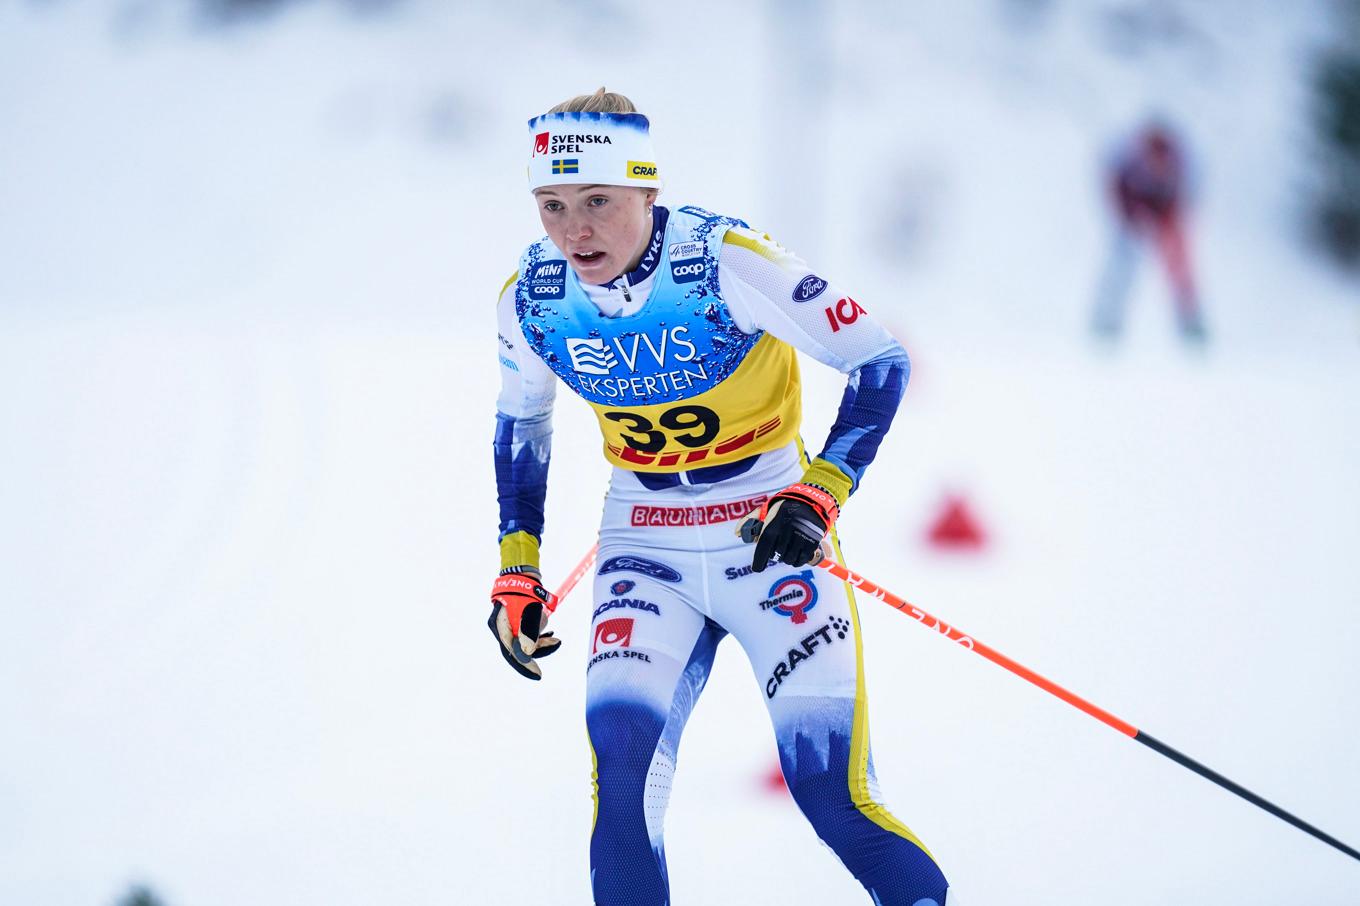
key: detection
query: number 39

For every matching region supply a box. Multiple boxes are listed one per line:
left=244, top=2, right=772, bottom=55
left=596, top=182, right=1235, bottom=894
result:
left=604, top=405, right=721, bottom=453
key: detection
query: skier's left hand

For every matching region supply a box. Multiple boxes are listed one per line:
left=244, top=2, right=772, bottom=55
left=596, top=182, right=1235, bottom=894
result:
left=740, top=483, right=840, bottom=573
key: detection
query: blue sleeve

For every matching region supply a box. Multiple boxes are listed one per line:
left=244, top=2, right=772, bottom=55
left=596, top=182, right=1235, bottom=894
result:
left=815, top=348, right=910, bottom=494
left=493, top=410, right=553, bottom=542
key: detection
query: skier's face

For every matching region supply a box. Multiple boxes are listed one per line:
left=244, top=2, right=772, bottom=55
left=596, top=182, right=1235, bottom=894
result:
left=534, top=184, right=657, bottom=284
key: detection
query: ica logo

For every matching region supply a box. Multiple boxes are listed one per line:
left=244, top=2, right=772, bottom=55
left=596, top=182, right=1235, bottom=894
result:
left=824, top=297, right=866, bottom=332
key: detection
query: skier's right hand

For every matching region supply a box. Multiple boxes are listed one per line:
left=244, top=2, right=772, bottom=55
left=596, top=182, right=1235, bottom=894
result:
left=487, top=567, right=562, bottom=681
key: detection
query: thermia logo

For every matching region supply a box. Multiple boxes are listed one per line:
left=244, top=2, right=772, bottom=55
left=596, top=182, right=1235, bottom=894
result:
left=564, top=326, right=700, bottom=376
left=759, top=570, right=819, bottom=624
left=528, top=260, right=567, bottom=300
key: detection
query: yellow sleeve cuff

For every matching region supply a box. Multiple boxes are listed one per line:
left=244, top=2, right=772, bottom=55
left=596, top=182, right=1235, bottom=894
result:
left=798, top=458, right=853, bottom=509
left=499, top=531, right=541, bottom=571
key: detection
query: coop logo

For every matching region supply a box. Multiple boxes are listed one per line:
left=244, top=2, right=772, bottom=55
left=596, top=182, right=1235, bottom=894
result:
left=627, top=160, right=659, bottom=180
left=528, top=260, right=567, bottom=300
left=824, top=296, right=867, bottom=332
left=567, top=337, right=619, bottom=375
left=533, top=131, right=549, bottom=156
left=793, top=274, right=828, bottom=303
left=671, top=258, right=705, bottom=284
left=563, top=325, right=700, bottom=378
left=765, top=616, right=852, bottom=698
left=592, top=617, right=634, bottom=653
left=599, top=555, right=682, bottom=583
left=593, top=597, right=661, bottom=620
left=759, top=570, right=818, bottom=624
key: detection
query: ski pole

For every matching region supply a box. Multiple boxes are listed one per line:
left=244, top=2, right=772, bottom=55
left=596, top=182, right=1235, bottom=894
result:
left=546, top=542, right=598, bottom=614
left=813, top=555, right=1360, bottom=863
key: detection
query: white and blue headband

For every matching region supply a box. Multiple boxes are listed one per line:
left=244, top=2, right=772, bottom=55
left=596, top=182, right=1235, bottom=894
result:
left=526, top=111, right=663, bottom=192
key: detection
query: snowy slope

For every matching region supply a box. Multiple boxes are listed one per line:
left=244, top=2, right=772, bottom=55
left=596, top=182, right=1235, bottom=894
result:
left=1, top=2, right=1358, bottom=905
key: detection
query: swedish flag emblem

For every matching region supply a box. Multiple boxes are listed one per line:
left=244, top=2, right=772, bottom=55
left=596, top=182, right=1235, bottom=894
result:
left=551, top=158, right=579, bottom=175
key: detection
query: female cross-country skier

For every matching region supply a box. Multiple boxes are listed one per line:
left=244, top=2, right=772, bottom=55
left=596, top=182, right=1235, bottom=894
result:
left=489, top=88, right=951, bottom=906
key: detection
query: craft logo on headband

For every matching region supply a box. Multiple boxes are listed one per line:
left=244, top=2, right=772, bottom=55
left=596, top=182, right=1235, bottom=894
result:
left=527, top=111, right=663, bottom=192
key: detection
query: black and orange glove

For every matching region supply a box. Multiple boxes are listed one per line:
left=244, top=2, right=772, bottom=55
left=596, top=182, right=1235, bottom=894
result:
left=740, top=483, right=840, bottom=573
left=487, top=567, right=562, bottom=681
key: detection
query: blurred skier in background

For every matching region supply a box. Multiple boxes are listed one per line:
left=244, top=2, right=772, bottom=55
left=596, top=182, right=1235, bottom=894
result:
left=488, top=89, right=951, bottom=905
left=1092, top=121, right=1208, bottom=342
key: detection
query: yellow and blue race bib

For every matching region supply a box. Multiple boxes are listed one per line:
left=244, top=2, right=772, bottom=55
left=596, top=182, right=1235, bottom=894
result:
left=515, top=206, right=801, bottom=471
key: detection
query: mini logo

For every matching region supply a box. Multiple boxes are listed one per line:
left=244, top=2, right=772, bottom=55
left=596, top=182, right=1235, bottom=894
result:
left=599, top=555, right=682, bottom=583
left=593, top=617, right=635, bottom=653
left=793, top=274, right=828, bottom=303
left=824, top=297, right=867, bottom=332
left=760, top=570, right=819, bottom=624
left=610, top=579, right=636, bottom=595
left=529, top=260, right=567, bottom=300
left=533, top=131, right=550, bottom=156
left=668, top=241, right=704, bottom=261
left=671, top=258, right=704, bottom=283
left=627, top=160, right=659, bottom=180
left=567, top=337, right=619, bottom=375
left=551, top=158, right=580, bottom=175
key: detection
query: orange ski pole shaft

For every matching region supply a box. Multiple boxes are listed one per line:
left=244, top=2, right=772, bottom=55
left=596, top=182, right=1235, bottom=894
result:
left=814, top=556, right=1360, bottom=863
left=546, top=542, right=598, bottom=614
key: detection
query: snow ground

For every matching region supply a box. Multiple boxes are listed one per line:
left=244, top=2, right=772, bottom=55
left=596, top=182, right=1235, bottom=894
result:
left=1, top=2, right=1358, bottom=904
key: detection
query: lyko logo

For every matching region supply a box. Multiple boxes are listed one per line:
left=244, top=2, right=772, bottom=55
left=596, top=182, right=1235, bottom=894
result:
left=671, top=259, right=704, bottom=283
left=567, top=337, right=618, bottom=375
left=533, top=132, right=550, bottom=156
left=824, top=297, right=866, bottom=332
left=593, top=617, right=635, bottom=653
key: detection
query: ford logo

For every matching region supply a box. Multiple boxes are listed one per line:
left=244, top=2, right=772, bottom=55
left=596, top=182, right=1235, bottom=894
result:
left=792, top=274, right=828, bottom=302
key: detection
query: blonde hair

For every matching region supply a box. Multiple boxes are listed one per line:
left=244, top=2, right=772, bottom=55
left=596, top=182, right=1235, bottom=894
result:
left=546, top=87, right=638, bottom=115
